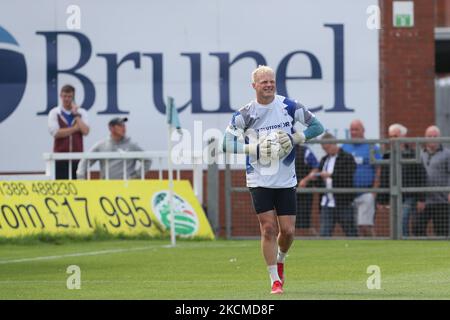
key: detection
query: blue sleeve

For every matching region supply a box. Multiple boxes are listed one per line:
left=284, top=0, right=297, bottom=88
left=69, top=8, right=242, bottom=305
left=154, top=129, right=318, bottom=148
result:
left=222, top=131, right=245, bottom=154
left=223, top=111, right=247, bottom=154
left=374, top=145, right=382, bottom=160
left=303, top=117, right=324, bottom=140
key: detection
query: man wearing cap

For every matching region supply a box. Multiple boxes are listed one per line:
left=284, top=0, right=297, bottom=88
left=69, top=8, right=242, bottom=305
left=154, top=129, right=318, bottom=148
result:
left=76, top=117, right=151, bottom=179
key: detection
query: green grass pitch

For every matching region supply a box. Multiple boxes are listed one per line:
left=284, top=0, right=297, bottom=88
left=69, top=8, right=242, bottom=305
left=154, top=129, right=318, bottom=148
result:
left=0, top=239, right=449, bottom=299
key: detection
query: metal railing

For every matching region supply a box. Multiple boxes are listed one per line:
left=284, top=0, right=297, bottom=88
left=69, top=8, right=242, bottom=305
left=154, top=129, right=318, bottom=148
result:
left=42, top=151, right=204, bottom=203
left=224, top=137, right=450, bottom=240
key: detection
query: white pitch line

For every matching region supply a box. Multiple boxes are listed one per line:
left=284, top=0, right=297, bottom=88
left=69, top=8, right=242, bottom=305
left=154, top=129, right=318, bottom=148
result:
left=0, top=279, right=262, bottom=284
left=0, top=246, right=158, bottom=265
left=0, top=242, right=252, bottom=265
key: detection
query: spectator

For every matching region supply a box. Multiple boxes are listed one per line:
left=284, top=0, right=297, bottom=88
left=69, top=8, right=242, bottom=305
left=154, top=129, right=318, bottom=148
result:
left=413, top=125, right=450, bottom=237
left=342, top=120, right=381, bottom=237
left=377, top=123, right=427, bottom=237
left=48, top=85, right=90, bottom=179
left=294, top=145, right=319, bottom=236
left=76, top=117, right=151, bottom=179
left=316, top=133, right=357, bottom=237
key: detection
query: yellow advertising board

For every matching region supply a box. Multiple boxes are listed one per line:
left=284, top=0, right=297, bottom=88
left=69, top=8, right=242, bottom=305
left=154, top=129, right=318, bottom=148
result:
left=0, top=180, right=214, bottom=239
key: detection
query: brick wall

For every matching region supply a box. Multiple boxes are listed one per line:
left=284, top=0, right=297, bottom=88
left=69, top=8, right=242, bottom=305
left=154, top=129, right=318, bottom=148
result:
left=379, top=0, right=436, bottom=138
left=436, top=0, right=450, bottom=27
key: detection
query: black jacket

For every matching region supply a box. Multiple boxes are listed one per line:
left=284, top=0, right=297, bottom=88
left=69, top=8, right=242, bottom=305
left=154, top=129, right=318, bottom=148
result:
left=377, top=145, right=427, bottom=205
left=316, top=148, right=357, bottom=207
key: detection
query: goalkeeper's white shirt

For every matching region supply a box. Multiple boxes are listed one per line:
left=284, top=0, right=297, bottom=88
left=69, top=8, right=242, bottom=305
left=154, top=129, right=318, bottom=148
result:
left=226, top=95, right=316, bottom=188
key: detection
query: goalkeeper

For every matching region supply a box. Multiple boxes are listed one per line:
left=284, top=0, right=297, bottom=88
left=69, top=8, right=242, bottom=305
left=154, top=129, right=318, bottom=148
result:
left=222, top=65, right=324, bottom=294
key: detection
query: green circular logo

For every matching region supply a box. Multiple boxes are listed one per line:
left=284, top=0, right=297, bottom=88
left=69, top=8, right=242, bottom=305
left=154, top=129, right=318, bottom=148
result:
left=151, top=191, right=199, bottom=236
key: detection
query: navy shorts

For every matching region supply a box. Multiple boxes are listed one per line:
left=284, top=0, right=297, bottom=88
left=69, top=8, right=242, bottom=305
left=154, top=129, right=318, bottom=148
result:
left=249, top=187, right=297, bottom=215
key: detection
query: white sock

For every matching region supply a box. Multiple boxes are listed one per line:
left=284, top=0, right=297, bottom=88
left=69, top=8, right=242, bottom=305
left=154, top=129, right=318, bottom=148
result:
left=268, top=265, right=280, bottom=285
left=277, top=250, right=287, bottom=264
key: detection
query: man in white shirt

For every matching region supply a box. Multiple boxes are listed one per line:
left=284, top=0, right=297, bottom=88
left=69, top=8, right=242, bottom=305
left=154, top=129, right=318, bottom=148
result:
left=316, top=133, right=357, bottom=237
left=47, top=85, right=90, bottom=179
left=222, top=65, right=324, bottom=294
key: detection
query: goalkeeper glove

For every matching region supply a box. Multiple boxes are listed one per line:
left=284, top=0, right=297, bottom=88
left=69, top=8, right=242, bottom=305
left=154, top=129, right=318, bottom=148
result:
left=277, top=130, right=306, bottom=158
left=291, top=131, right=306, bottom=145
left=244, top=132, right=279, bottom=160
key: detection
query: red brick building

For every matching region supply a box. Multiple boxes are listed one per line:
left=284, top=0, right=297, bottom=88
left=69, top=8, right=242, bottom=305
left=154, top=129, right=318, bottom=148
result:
left=380, top=0, right=449, bottom=137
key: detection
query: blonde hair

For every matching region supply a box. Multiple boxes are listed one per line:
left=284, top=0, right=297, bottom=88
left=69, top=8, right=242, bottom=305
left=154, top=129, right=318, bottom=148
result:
left=252, top=65, right=275, bottom=83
